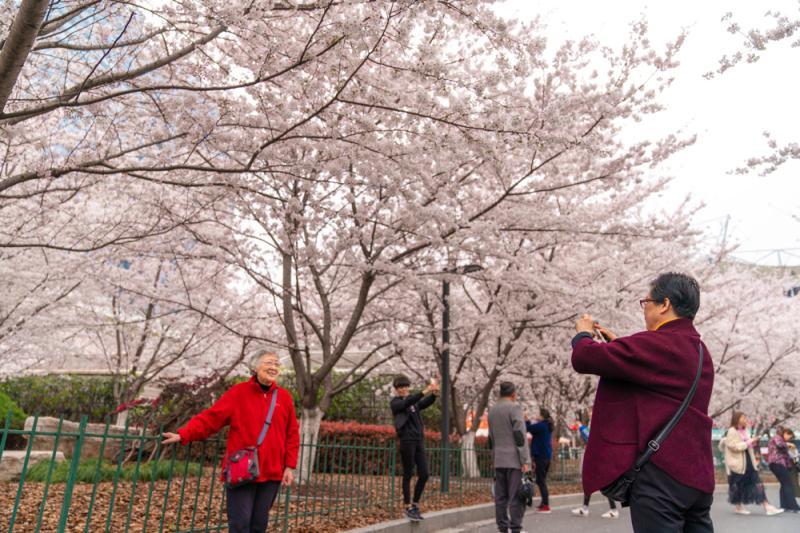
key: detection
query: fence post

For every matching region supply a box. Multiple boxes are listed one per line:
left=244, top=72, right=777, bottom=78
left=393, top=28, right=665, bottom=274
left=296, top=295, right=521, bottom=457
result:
left=389, top=440, right=396, bottom=509
left=34, top=416, right=66, bottom=533
left=0, top=410, right=12, bottom=462
left=83, top=417, right=111, bottom=533
left=282, top=485, right=291, bottom=533
left=57, top=415, right=88, bottom=532
left=9, top=414, right=39, bottom=533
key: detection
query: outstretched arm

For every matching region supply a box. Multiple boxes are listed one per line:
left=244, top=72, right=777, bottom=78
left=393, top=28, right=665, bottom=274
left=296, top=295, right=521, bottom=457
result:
left=418, top=393, right=437, bottom=411
left=163, top=388, right=235, bottom=445
left=390, top=392, right=424, bottom=415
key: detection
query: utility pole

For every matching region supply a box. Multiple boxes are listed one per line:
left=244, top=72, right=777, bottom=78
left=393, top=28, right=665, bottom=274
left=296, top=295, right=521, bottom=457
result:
left=440, top=263, right=483, bottom=493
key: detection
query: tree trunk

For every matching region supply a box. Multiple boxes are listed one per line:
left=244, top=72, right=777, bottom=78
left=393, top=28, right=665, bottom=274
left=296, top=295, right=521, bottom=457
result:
left=297, top=406, right=323, bottom=484
left=0, top=0, right=49, bottom=113
left=460, top=430, right=481, bottom=478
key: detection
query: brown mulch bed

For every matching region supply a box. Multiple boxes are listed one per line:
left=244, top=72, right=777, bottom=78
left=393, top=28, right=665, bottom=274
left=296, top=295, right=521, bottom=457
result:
left=0, top=473, right=582, bottom=533
left=8, top=472, right=760, bottom=532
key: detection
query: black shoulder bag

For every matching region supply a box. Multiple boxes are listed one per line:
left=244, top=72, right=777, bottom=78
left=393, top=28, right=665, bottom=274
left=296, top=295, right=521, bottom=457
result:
left=601, top=344, right=704, bottom=506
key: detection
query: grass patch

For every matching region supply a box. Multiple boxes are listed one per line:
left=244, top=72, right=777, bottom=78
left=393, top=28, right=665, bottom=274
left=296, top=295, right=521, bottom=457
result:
left=23, top=458, right=202, bottom=483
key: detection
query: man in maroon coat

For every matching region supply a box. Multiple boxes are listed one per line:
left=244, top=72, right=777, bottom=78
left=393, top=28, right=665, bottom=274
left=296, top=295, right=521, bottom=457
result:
left=572, top=272, right=714, bottom=533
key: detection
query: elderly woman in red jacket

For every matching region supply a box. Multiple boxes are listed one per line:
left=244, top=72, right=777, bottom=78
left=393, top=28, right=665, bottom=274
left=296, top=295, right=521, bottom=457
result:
left=162, top=351, right=300, bottom=533
left=572, top=272, right=714, bottom=533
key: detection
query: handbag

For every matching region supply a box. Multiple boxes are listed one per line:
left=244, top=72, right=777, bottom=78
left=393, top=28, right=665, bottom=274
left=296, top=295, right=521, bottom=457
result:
left=601, top=344, right=704, bottom=506
left=223, top=389, right=278, bottom=488
left=518, top=472, right=535, bottom=507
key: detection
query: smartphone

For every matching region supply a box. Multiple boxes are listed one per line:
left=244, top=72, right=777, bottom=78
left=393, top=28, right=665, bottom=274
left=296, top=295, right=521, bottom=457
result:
left=594, top=325, right=611, bottom=342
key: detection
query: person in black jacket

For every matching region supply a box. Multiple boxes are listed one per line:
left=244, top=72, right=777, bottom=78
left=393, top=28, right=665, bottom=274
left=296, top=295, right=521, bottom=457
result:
left=390, top=374, right=439, bottom=521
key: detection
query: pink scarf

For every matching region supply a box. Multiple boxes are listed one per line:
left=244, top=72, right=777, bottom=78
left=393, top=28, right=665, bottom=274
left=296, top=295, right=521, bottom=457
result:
left=738, top=428, right=754, bottom=448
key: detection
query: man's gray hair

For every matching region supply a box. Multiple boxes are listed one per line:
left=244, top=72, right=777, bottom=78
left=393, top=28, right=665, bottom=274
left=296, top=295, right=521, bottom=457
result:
left=247, top=348, right=281, bottom=372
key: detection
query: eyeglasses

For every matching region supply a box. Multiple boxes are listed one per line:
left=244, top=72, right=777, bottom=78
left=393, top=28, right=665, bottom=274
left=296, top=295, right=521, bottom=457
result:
left=639, top=298, right=660, bottom=309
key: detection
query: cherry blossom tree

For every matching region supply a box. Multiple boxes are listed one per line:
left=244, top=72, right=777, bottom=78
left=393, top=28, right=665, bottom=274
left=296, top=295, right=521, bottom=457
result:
left=7, top=4, right=765, bottom=480
left=696, top=263, right=800, bottom=432
left=182, top=6, right=700, bottom=480
left=0, top=0, right=353, bottom=378
left=705, top=3, right=800, bottom=175
left=399, top=205, right=699, bottom=475
left=0, top=248, right=83, bottom=374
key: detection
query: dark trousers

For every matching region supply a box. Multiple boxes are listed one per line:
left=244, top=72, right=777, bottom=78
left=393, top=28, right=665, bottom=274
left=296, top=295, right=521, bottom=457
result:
left=583, top=492, right=617, bottom=509
left=399, top=439, right=429, bottom=505
left=533, top=456, right=550, bottom=506
left=226, top=481, right=281, bottom=533
left=769, top=462, right=800, bottom=510
left=630, top=462, right=713, bottom=533
left=494, top=468, right=525, bottom=533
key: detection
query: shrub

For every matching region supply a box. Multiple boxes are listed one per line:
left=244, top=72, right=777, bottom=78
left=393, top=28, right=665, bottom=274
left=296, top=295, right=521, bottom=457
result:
left=150, top=374, right=249, bottom=430
left=318, top=420, right=486, bottom=445
left=319, top=420, right=439, bottom=444
left=0, top=390, right=27, bottom=429
left=325, top=375, right=395, bottom=425
left=279, top=371, right=415, bottom=426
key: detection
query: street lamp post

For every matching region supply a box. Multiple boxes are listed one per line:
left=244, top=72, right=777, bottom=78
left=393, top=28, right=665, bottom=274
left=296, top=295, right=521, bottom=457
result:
left=440, top=263, right=483, bottom=493
left=441, top=278, right=451, bottom=493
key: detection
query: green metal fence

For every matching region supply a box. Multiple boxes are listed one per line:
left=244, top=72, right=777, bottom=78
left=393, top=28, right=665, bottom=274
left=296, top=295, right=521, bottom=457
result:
left=0, top=412, right=583, bottom=532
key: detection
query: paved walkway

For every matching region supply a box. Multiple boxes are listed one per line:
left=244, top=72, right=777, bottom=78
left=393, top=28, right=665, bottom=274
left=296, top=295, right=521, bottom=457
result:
left=437, top=486, right=799, bottom=533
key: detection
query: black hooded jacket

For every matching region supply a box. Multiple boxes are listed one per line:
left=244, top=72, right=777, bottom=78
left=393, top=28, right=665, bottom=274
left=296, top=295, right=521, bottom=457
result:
left=390, top=392, right=436, bottom=441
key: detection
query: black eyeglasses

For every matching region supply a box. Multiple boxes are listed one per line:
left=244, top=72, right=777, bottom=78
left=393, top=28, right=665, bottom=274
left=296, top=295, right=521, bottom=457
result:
left=638, top=298, right=661, bottom=309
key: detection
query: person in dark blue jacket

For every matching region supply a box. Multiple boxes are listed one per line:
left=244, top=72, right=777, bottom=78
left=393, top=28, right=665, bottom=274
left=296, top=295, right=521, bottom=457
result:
left=526, top=407, right=554, bottom=513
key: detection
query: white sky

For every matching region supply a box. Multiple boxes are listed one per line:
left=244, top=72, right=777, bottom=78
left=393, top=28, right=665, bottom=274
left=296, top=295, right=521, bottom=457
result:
left=499, top=0, right=800, bottom=266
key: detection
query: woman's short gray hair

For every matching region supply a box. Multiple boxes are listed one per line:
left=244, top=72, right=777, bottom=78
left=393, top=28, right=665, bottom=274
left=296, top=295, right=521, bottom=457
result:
left=247, top=348, right=280, bottom=372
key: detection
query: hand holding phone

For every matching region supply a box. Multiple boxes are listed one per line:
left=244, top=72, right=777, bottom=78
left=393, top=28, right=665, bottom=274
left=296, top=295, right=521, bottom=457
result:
left=593, top=323, right=617, bottom=342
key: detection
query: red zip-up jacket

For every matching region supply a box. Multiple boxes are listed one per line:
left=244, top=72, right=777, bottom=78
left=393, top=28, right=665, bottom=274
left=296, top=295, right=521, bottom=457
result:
left=177, top=377, right=300, bottom=482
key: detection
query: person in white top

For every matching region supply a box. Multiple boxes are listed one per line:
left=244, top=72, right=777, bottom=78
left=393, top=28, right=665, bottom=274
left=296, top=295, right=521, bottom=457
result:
left=720, top=411, right=783, bottom=516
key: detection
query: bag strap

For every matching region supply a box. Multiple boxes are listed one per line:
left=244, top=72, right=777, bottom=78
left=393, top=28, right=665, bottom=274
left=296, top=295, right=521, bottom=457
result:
left=256, top=389, right=279, bottom=447
left=633, top=343, right=704, bottom=471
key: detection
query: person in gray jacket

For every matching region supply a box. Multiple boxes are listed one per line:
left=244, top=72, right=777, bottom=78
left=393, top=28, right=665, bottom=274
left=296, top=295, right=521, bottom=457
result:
left=488, top=382, right=532, bottom=533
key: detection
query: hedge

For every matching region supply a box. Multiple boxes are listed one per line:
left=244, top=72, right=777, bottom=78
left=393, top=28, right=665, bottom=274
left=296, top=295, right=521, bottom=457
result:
left=0, top=375, right=117, bottom=423
left=318, top=420, right=489, bottom=446
left=313, top=421, right=490, bottom=476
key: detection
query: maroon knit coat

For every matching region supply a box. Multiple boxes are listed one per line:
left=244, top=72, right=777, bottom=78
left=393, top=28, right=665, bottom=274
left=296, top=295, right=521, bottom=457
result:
left=572, top=318, right=715, bottom=495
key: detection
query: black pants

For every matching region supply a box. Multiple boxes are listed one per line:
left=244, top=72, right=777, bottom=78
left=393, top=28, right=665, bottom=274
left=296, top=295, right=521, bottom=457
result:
left=533, top=456, right=550, bottom=506
left=629, top=462, right=713, bottom=533
left=769, top=462, right=800, bottom=511
left=226, top=481, right=281, bottom=533
left=494, top=468, right=525, bottom=533
left=399, top=440, right=429, bottom=505
left=583, top=492, right=617, bottom=509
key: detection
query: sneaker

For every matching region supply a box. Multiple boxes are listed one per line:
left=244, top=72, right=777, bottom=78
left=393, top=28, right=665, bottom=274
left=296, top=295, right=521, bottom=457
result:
left=536, top=504, right=552, bottom=514
left=404, top=508, right=421, bottom=522
left=734, top=508, right=751, bottom=515
left=601, top=509, right=619, bottom=519
left=571, top=506, right=590, bottom=516
left=412, top=506, right=425, bottom=520
left=766, top=506, right=784, bottom=516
